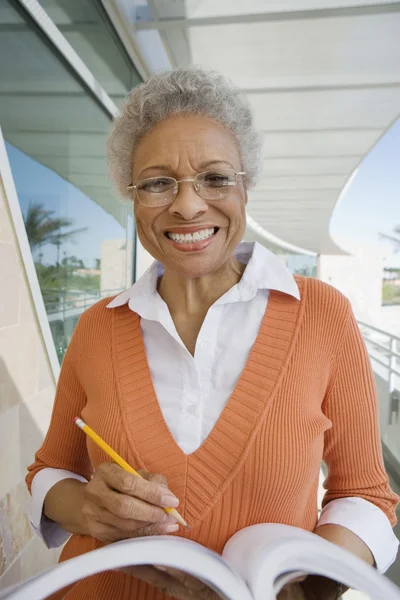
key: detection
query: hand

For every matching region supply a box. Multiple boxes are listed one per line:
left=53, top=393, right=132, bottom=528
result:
left=120, top=565, right=221, bottom=600
left=277, top=580, right=307, bottom=600
left=279, top=576, right=347, bottom=600
left=79, top=463, right=180, bottom=543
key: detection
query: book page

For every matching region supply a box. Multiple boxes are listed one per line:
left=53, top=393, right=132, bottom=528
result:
left=223, top=524, right=400, bottom=600
left=0, top=536, right=254, bottom=600
left=222, top=523, right=305, bottom=598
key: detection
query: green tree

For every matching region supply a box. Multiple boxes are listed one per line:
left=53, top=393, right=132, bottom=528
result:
left=61, top=255, right=85, bottom=270
left=23, top=203, right=88, bottom=306
left=380, top=224, right=400, bottom=251
left=24, top=202, right=86, bottom=253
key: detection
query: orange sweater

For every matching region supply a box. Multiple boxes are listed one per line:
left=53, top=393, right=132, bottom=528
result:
left=27, top=276, right=398, bottom=600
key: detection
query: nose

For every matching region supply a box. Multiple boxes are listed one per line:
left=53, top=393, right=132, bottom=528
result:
left=168, top=180, right=209, bottom=220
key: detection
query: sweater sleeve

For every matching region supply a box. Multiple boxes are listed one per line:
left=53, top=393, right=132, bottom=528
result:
left=321, top=304, right=399, bottom=526
left=26, top=318, right=93, bottom=493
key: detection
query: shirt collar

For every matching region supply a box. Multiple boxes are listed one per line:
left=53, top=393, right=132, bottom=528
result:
left=106, top=241, right=300, bottom=314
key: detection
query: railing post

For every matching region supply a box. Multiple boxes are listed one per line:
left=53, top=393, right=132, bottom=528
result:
left=388, top=336, right=400, bottom=426
left=389, top=336, right=397, bottom=395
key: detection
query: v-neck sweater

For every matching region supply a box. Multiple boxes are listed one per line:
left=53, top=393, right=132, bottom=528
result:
left=26, top=276, right=398, bottom=600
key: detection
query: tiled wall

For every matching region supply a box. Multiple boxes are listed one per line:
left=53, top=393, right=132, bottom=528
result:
left=0, top=176, right=61, bottom=588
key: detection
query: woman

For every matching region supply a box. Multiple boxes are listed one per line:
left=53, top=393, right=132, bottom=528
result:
left=27, top=67, right=399, bottom=600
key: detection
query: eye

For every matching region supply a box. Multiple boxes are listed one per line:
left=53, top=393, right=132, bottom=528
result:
left=139, top=177, right=175, bottom=193
left=200, top=171, right=234, bottom=188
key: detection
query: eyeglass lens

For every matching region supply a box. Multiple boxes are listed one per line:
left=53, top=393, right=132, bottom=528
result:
left=135, top=169, right=238, bottom=207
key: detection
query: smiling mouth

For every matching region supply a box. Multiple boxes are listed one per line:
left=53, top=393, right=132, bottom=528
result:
left=164, top=227, right=219, bottom=243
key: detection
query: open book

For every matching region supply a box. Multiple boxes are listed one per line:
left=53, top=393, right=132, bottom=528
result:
left=1, top=524, right=400, bottom=600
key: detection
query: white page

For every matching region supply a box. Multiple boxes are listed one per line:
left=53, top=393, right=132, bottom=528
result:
left=223, top=524, right=400, bottom=600
left=0, top=536, right=254, bottom=600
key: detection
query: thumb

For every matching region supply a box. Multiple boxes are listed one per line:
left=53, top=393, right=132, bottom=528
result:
left=148, top=472, right=169, bottom=488
left=138, top=469, right=168, bottom=488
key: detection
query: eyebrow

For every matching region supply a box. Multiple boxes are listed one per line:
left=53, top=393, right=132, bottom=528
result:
left=199, top=160, right=236, bottom=170
left=138, top=160, right=236, bottom=179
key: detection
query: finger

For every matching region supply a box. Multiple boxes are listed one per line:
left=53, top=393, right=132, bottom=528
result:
left=161, top=568, right=207, bottom=591
left=122, top=565, right=173, bottom=587
left=99, top=488, right=176, bottom=524
left=147, top=472, right=168, bottom=488
left=131, top=566, right=218, bottom=600
left=101, top=464, right=179, bottom=508
left=277, top=582, right=307, bottom=600
left=137, top=471, right=169, bottom=492
left=95, top=518, right=179, bottom=543
left=289, top=575, right=307, bottom=583
left=159, top=568, right=220, bottom=599
left=97, top=507, right=178, bottom=534
left=125, top=566, right=192, bottom=600
left=137, top=522, right=180, bottom=536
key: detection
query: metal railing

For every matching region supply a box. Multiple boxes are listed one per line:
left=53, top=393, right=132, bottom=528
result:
left=358, top=320, right=400, bottom=402
left=42, top=288, right=123, bottom=319
left=358, top=320, right=400, bottom=480
left=42, top=289, right=124, bottom=363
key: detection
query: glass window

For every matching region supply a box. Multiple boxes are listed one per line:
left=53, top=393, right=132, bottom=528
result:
left=0, top=1, right=135, bottom=363
left=37, top=0, right=142, bottom=107
left=243, top=231, right=317, bottom=276
left=284, top=254, right=317, bottom=277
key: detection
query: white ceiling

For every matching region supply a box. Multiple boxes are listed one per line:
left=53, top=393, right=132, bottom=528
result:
left=3, top=0, right=399, bottom=255
left=129, top=0, right=400, bottom=254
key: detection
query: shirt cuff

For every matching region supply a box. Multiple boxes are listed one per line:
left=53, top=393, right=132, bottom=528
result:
left=30, top=468, right=88, bottom=549
left=316, top=497, right=399, bottom=573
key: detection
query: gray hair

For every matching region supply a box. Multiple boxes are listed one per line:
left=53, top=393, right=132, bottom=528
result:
left=107, top=67, right=263, bottom=197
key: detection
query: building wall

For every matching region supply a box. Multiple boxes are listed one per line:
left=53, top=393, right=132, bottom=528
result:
left=101, top=238, right=134, bottom=294
left=136, top=238, right=156, bottom=279
left=0, top=176, right=61, bottom=588
left=318, top=245, right=384, bottom=325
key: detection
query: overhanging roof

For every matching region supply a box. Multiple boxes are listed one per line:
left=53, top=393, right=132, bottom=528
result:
left=126, top=0, right=400, bottom=254
left=0, top=0, right=141, bottom=229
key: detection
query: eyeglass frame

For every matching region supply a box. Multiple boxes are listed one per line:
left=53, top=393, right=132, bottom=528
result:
left=126, top=169, right=247, bottom=207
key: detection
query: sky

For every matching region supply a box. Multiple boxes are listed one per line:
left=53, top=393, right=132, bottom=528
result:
left=6, top=143, right=128, bottom=269
left=330, top=117, right=400, bottom=268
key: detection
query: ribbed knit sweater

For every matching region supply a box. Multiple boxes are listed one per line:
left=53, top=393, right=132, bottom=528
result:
left=26, top=276, right=398, bottom=600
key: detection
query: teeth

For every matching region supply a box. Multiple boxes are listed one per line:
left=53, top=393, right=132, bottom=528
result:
left=167, top=228, right=216, bottom=243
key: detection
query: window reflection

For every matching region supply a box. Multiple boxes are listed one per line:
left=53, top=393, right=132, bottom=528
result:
left=37, top=0, right=142, bottom=108
left=7, top=143, right=134, bottom=362
left=0, top=1, right=135, bottom=363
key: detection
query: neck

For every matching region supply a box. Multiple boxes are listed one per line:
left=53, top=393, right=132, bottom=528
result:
left=158, top=257, right=245, bottom=316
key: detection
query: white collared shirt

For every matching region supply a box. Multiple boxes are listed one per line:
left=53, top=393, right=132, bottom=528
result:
left=30, top=242, right=399, bottom=572
left=107, top=241, right=300, bottom=454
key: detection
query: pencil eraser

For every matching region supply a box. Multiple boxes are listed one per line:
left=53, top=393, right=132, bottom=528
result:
left=74, top=417, right=85, bottom=429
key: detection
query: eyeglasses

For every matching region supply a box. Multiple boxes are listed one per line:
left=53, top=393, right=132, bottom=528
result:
left=127, top=169, right=246, bottom=208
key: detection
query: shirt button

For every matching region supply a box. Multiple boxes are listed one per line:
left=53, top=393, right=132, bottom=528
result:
left=187, top=405, right=197, bottom=415
left=200, top=341, right=209, bottom=350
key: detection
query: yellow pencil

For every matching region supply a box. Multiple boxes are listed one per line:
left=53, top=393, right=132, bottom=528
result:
left=74, top=417, right=188, bottom=528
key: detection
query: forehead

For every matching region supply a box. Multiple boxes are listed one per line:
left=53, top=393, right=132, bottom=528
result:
left=132, top=115, right=241, bottom=173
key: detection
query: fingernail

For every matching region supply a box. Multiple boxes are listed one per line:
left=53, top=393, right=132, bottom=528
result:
left=161, top=494, right=179, bottom=508
left=163, top=513, right=176, bottom=523
left=165, top=523, right=179, bottom=533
